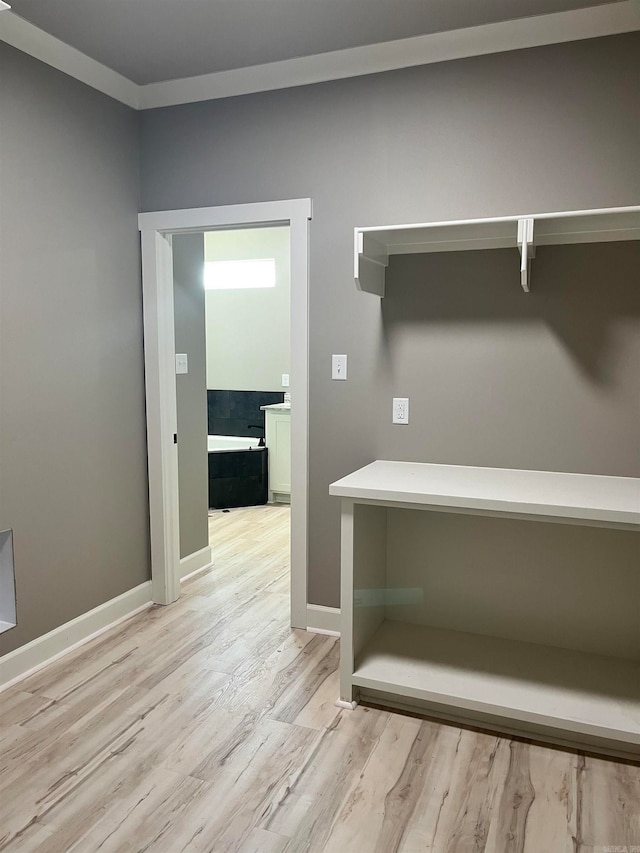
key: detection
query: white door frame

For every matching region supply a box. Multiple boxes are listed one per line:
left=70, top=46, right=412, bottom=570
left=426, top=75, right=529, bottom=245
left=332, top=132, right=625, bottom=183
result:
left=138, top=198, right=312, bottom=629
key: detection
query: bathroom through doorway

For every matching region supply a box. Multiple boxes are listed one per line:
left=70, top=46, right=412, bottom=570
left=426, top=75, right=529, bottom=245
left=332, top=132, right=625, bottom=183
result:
left=173, top=225, right=293, bottom=600
left=139, top=199, right=311, bottom=629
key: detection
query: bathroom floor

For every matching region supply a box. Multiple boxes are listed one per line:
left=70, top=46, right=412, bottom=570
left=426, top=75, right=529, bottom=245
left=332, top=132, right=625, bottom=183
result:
left=208, top=502, right=291, bottom=563
left=0, top=503, right=637, bottom=851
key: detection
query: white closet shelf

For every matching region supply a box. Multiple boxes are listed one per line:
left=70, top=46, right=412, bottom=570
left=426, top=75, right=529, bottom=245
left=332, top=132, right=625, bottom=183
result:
left=354, top=205, right=640, bottom=296
left=353, top=620, right=640, bottom=750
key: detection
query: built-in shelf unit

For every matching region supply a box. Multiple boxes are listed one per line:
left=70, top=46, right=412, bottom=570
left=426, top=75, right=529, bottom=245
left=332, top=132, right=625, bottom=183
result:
left=354, top=206, right=640, bottom=295
left=330, top=461, right=640, bottom=759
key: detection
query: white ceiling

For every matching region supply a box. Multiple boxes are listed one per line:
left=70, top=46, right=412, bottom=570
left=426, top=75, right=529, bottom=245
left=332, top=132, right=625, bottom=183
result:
left=6, top=0, right=625, bottom=84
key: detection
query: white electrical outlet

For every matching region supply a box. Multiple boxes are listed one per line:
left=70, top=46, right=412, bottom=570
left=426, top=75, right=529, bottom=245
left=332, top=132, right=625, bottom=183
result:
left=282, top=373, right=290, bottom=387
left=332, top=354, right=347, bottom=380
left=392, top=397, right=409, bottom=424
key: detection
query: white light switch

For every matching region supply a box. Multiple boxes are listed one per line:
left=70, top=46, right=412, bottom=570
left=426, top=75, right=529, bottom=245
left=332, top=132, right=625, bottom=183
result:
left=282, top=373, right=290, bottom=387
left=332, top=354, right=347, bottom=380
left=175, top=353, right=188, bottom=375
left=392, top=397, right=409, bottom=424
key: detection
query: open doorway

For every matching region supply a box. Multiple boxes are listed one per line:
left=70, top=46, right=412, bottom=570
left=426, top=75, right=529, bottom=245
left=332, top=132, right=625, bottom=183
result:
left=173, top=226, right=292, bottom=602
left=139, top=199, right=311, bottom=629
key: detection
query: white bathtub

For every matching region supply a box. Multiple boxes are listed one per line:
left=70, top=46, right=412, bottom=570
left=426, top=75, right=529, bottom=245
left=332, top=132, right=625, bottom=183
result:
left=208, top=435, right=262, bottom=452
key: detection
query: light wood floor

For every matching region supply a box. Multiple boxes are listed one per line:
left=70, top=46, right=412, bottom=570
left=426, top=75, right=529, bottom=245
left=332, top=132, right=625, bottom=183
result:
left=1, top=504, right=638, bottom=852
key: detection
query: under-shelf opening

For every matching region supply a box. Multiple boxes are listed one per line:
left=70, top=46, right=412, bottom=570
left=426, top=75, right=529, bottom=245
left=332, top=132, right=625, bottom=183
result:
left=382, top=507, right=640, bottom=660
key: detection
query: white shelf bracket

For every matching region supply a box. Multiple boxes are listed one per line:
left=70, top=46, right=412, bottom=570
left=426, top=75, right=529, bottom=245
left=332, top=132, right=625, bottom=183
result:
left=517, top=217, right=536, bottom=293
left=355, top=231, right=389, bottom=297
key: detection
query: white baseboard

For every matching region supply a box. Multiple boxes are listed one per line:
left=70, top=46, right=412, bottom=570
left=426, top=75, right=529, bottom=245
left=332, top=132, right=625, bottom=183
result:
left=306, top=604, right=340, bottom=636
left=335, top=698, right=358, bottom=710
left=0, top=581, right=153, bottom=693
left=180, top=545, right=213, bottom=581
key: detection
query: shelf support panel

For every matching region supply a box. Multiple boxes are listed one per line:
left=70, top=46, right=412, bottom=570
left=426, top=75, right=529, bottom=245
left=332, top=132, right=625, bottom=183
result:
left=517, top=217, right=536, bottom=293
left=355, top=231, right=389, bottom=297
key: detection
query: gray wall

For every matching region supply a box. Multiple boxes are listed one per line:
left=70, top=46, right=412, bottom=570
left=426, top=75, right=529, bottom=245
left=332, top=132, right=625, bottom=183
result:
left=140, top=33, right=640, bottom=609
left=205, top=227, right=290, bottom=392
left=173, top=234, right=209, bottom=560
left=0, top=43, right=149, bottom=654
left=378, top=242, right=640, bottom=471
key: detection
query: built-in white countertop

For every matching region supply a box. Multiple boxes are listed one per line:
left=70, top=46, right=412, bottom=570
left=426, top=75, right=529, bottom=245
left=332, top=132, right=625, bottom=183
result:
left=329, top=460, right=640, bottom=528
left=260, top=403, right=291, bottom=412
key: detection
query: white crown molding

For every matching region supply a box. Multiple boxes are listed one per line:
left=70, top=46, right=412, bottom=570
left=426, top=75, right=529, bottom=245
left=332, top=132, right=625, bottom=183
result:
left=138, top=1, right=640, bottom=109
left=0, top=10, right=139, bottom=107
left=0, top=2, right=638, bottom=111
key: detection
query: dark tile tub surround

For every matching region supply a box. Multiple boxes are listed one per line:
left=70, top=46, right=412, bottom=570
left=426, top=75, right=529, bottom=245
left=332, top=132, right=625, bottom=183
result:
left=208, top=390, right=284, bottom=439
left=208, top=446, right=268, bottom=509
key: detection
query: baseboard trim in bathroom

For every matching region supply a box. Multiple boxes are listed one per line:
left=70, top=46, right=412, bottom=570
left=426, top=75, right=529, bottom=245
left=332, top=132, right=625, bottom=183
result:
left=0, top=581, right=153, bottom=693
left=306, top=604, right=340, bottom=636
left=180, top=545, right=213, bottom=582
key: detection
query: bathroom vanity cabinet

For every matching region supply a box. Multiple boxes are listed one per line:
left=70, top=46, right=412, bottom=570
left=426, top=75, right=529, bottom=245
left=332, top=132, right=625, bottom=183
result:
left=330, top=461, right=640, bottom=759
left=262, top=404, right=291, bottom=502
